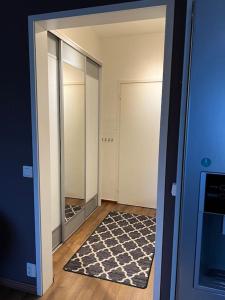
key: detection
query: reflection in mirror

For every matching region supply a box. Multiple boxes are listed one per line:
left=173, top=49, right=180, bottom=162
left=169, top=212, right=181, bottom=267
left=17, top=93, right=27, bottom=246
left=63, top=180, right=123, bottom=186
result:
left=62, top=57, right=85, bottom=224
left=86, top=59, right=99, bottom=204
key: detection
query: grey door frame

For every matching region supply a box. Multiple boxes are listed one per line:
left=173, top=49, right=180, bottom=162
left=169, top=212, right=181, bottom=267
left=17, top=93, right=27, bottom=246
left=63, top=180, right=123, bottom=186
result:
left=169, top=0, right=194, bottom=299
left=28, top=0, right=193, bottom=297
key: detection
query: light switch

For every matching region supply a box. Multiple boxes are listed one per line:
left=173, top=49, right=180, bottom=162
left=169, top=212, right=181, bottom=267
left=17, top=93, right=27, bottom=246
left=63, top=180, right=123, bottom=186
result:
left=26, top=262, right=36, bottom=278
left=171, top=182, right=176, bottom=197
left=222, top=216, right=225, bottom=235
left=23, top=166, right=33, bottom=178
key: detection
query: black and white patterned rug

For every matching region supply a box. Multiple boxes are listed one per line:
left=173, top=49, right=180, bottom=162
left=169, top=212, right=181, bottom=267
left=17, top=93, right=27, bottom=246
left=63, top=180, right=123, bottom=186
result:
left=65, top=204, right=82, bottom=222
left=64, top=211, right=156, bottom=288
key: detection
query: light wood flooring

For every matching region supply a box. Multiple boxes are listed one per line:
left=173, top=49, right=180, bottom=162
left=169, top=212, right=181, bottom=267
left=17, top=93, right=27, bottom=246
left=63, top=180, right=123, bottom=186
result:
left=0, top=201, right=156, bottom=300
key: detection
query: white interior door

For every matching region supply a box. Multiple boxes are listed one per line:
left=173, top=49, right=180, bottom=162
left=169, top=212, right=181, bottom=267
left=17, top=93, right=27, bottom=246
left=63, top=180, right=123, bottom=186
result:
left=118, top=82, right=162, bottom=208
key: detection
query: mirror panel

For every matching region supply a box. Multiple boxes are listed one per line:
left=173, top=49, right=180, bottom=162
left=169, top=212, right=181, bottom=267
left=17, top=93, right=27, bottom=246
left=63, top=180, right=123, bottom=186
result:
left=62, top=42, right=85, bottom=70
left=59, top=41, right=100, bottom=241
left=61, top=43, right=86, bottom=227
left=86, top=58, right=99, bottom=203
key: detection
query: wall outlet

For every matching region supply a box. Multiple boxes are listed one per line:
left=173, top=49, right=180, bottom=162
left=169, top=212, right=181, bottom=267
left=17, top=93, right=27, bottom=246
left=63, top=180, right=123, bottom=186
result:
left=23, top=166, right=33, bottom=178
left=26, top=262, right=36, bottom=278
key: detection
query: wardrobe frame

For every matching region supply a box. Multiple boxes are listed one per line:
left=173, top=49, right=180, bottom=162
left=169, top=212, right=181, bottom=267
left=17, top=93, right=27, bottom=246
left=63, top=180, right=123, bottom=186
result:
left=52, top=33, right=102, bottom=245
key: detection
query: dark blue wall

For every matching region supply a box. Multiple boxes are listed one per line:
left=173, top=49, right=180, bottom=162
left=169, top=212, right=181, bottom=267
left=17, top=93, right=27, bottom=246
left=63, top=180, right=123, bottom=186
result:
left=177, top=0, right=225, bottom=299
left=0, top=1, right=186, bottom=297
left=0, top=9, right=35, bottom=285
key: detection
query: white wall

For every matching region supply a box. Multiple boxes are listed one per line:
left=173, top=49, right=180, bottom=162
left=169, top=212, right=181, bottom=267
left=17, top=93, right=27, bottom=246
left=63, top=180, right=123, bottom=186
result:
left=101, top=33, right=165, bottom=203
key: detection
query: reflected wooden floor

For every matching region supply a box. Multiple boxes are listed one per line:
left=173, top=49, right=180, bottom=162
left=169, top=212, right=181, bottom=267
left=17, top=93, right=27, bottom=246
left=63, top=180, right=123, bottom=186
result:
left=65, top=197, right=85, bottom=207
left=0, top=201, right=156, bottom=300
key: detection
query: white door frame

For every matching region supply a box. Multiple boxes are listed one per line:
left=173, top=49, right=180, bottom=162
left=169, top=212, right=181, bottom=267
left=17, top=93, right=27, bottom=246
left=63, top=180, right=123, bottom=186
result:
left=27, top=0, right=183, bottom=298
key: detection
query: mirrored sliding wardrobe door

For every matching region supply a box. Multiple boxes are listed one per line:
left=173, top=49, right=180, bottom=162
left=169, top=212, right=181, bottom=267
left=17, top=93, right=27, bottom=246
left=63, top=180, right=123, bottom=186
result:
left=60, top=42, right=86, bottom=240
left=85, top=58, right=100, bottom=216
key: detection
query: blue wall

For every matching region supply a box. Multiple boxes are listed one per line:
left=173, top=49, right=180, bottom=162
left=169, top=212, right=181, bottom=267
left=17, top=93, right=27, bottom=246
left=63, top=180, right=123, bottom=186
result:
left=177, top=0, right=225, bottom=299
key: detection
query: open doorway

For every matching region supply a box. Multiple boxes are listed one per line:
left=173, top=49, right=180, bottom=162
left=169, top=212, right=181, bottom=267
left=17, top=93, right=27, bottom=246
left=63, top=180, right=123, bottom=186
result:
left=29, top=2, right=180, bottom=299
left=48, top=17, right=164, bottom=295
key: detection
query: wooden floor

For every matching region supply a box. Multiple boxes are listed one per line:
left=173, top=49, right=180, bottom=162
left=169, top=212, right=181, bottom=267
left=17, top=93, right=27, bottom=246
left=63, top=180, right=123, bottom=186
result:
left=0, top=202, right=156, bottom=300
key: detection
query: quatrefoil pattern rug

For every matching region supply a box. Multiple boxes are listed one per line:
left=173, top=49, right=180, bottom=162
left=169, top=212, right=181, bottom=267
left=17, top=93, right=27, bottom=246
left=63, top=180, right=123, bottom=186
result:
left=64, top=211, right=156, bottom=288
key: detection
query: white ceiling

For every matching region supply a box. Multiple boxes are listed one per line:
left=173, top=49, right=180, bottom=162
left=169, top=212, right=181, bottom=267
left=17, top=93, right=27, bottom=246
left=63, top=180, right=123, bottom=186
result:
left=86, top=18, right=165, bottom=38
